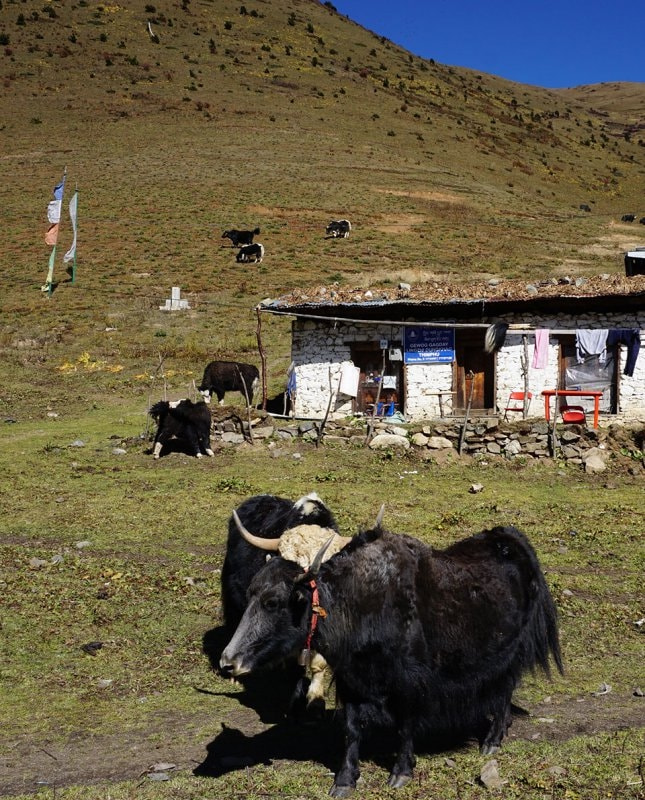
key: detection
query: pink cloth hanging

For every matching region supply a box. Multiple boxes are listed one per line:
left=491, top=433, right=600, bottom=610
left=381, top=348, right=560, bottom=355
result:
left=532, top=329, right=549, bottom=369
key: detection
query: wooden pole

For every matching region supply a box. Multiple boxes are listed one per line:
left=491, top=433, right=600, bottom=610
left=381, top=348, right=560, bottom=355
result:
left=549, top=372, right=560, bottom=459
left=365, top=349, right=387, bottom=446
left=458, top=370, right=475, bottom=455
left=237, top=365, right=255, bottom=446
left=256, top=306, right=267, bottom=411
left=522, top=334, right=530, bottom=418
left=316, top=367, right=337, bottom=448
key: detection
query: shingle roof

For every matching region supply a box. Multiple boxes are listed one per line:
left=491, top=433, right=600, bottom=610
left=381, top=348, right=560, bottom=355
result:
left=259, top=274, right=645, bottom=320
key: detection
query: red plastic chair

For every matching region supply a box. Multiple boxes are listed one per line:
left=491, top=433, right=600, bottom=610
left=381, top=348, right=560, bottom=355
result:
left=503, top=391, right=532, bottom=420
left=560, top=404, right=586, bottom=424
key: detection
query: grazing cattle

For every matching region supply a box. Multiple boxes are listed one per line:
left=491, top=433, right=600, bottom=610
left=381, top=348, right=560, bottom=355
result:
left=639, top=217, right=645, bottom=225
left=326, top=219, right=352, bottom=238
left=149, top=399, right=213, bottom=459
left=236, top=243, right=264, bottom=263
left=621, top=214, right=635, bottom=222
left=579, top=204, right=591, bottom=212
left=198, top=360, right=259, bottom=406
left=222, top=493, right=344, bottom=716
left=221, top=522, right=563, bottom=796
left=222, top=227, right=260, bottom=247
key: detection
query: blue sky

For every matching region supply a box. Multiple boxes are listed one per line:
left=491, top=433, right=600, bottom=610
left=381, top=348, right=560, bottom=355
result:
left=332, top=1, right=645, bottom=89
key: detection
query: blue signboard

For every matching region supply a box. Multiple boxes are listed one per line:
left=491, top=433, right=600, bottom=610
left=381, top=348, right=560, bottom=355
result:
left=404, top=327, right=455, bottom=364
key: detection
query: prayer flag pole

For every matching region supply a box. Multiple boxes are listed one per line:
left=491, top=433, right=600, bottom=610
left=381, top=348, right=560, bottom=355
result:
left=42, top=167, right=67, bottom=296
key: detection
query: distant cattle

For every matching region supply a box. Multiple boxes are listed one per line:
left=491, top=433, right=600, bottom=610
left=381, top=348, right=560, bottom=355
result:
left=621, top=214, right=636, bottom=222
left=198, top=360, right=259, bottom=405
left=579, top=204, right=591, bottom=212
left=639, top=217, right=645, bottom=225
left=222, top=227, right=260, bottom=247
left=149, top=399, right=213, bottom=459
left=221, top=521, right=563, bottom=796
left=326, top=219, right=352, bottom=238
left=236, top=243, right=264, bottom=263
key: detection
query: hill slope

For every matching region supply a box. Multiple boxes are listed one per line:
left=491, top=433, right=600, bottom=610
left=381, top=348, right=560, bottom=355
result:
left=1, top=0, right=644, bottom=399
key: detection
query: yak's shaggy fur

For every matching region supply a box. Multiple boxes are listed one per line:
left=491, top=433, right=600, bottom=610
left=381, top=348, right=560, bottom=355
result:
left=221, top=523, right=563, bottom=796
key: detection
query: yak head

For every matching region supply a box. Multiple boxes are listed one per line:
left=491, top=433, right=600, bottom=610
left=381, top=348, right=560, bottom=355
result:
left=219, top=538, right=334, bottom=677
left=219, top=505, right=385, bottom=677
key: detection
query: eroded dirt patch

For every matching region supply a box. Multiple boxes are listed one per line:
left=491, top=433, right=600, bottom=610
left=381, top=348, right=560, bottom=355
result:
left=1, top=693, right=642, bottom=796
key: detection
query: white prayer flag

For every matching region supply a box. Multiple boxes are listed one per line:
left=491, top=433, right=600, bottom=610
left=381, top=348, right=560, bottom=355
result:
left=63, top=191, right=78, bottom=263
left=47, top=199, right=62, bottom=224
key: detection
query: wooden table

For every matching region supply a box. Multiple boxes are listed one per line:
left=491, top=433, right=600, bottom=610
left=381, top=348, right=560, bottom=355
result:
left=541, top=389, right=604, bottom=429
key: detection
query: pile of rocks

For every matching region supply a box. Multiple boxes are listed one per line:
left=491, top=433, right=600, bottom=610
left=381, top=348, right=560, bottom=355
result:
left=209, top=407, right=644, bottom=474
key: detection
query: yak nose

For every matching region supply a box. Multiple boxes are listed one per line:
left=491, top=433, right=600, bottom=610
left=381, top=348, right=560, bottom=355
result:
left=218, top=659, right=234, bottom=678
left=219, top=651, right=246, bottom=677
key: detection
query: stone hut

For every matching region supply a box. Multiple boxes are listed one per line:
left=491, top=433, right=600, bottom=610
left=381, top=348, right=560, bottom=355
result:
left=257, top=275, right=645, bottom=424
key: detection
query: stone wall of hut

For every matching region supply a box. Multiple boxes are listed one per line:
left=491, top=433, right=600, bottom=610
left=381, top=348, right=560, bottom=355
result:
left=289, top=310, right=644, bottom=422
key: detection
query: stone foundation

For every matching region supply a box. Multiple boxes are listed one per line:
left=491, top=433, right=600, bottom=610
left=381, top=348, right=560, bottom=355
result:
left=208, top=406, right=644, bottom=472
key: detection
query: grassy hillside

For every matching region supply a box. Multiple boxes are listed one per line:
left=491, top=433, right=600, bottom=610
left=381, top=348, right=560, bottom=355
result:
left=1, top=0, right=644, bottom=401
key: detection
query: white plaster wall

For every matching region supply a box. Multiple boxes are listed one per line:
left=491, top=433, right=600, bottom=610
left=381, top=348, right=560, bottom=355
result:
left=290, top=313, right=644, bottom=421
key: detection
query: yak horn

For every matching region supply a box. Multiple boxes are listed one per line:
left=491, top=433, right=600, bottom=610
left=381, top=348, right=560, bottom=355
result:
left=309, top=534, right=337, bottom=575
left=375, top=504, right=385, bottom=528
left=232, top=510, right=280, bottom=551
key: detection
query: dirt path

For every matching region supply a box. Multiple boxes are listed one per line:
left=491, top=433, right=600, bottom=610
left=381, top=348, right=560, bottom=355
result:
left=1, top=693, right=643, bottom=796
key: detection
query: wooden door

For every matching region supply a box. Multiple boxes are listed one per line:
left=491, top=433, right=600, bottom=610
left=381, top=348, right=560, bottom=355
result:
left=453, top=332, right=494, bottom=413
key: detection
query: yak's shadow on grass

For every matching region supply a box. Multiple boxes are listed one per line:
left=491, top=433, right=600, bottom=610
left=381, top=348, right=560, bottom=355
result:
left=197, top=623, right=342, bottom=778
left=197, top=625, right=478, bottom=783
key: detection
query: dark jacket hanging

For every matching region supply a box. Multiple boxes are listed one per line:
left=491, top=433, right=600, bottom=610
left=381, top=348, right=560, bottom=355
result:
left=607, top=329, right=641, bottom=377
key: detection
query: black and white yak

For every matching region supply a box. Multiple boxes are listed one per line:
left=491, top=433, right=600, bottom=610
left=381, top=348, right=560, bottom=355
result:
left=326, top=219, right=351, bottom=238
left=149, top=399, right=213, bottom=459
left=236, top=242, right=264, bottom=263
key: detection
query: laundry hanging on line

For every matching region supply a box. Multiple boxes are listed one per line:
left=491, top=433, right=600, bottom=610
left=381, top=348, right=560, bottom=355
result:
left=606, top=329, right=641, bottom=377
left=576, top=330, right=608, bottom=364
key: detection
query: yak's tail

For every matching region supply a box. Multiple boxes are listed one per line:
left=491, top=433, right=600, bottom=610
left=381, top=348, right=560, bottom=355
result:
left=491, top=527, right=564, bottom=679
